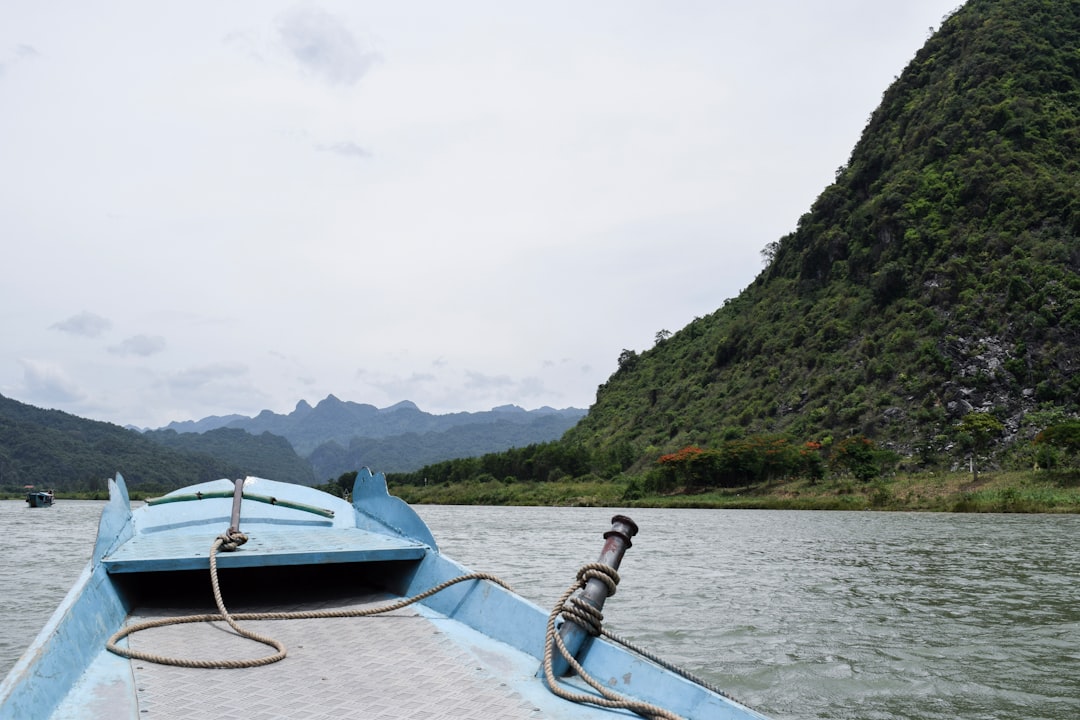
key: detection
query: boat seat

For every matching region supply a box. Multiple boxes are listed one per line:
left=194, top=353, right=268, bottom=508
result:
left=102, top=526, right=428, bottom=573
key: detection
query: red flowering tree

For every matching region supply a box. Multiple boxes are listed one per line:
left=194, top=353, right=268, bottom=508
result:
left=656, top=436, right=827, bottom=489
left=657, top=446, right=708, bottom=487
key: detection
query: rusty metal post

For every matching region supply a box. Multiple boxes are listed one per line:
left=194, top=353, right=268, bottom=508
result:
left=550, top=514, right=638, bottom=677
left=229, top=477, right=245, bottom=533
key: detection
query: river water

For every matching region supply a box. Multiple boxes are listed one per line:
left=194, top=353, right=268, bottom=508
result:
left=1, top=500, right=1077, bottom=720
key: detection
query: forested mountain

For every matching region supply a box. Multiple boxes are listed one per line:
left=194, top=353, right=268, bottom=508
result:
left=143, top=427, right=317, bottom=485
left=564, top=0, right=1080, bottom=470
left=0, top=393, right=240, bottom=493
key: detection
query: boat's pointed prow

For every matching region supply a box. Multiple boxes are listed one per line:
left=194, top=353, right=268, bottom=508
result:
left=92, top=473, right=135, bottom=564
left=112, top=472, right=130, bottom=505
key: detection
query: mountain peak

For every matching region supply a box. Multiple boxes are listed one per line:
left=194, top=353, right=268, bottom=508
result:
left=380, top=400, right=420, bottom=413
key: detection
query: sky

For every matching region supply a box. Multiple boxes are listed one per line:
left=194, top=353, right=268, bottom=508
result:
left=1, top=1, right=964, bottom=429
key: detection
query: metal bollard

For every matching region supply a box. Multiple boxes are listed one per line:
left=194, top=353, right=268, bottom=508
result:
left=549, top=514, right=639, bottom=677
left=229, top=477, right=245, bottom=533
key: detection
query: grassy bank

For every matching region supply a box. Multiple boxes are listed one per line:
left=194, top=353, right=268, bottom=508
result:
left=1, top=489, right=162, bottom=502
left=391, top=470, right=1080, bottom=512
left=6, top=470, right=1079, bottom=512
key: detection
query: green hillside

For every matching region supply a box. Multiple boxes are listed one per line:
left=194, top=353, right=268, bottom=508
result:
left=143, top=427, right=317, bottom=485
left=0, top=394, right=241, bottom=494
left=564, top=0, right=1080, bottom=468
left=389, top=0, right=1080, bottom=507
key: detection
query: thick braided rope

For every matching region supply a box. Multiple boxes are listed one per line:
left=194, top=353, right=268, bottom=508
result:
left=106, top=531, right=514, bottom=669
left=542, top=562, right=751, bottom=717
left=598, top=626, right=743, bottom=703
left=542, top=563, right=682, bottom=720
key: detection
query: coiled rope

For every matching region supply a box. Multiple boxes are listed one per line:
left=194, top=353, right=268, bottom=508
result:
left=106, top=529, right=513, bottom=669
left=542, top=562, right=748, bottom=720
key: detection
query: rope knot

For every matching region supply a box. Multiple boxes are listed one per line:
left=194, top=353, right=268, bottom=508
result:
left=562, top=596, right=604, bottom=636
left=543, top=562, right=687, bottom=720
left=576, top=562, right=620, bottom=597
left=217, top=529, right=248, bottom=552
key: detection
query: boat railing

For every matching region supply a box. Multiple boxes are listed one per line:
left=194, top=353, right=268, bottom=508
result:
left=145, top=490, right=335, bottom=519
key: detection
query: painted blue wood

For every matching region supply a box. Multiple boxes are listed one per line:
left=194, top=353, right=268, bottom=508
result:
left=401, top=541, right=771, bottom=720
left=351, top=467, right=438, bottom=549
left=404, top=549, right=552, bottom=659
left=92, top=474, right=134, bottom=563
left=0, top=554, right=129, bottom=720
left=103, top=526, right=427, bottom=572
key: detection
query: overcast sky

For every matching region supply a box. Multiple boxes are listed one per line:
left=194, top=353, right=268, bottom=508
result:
left=1, top=1, right=963, bottom=429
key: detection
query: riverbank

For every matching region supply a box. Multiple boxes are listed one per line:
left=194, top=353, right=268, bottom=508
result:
left=390, top=470, right=1080, bottom=512
left=6, top=470, right=1078, bottom=512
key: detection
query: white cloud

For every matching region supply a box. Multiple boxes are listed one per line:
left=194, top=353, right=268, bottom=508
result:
left=50, top=312, right=112, bottom=338
left=167, top=363, right=250, bottom=391
left=108, top=335, right=167, bottom=357
left=19, top=359, right=85, bottom=405
left=0, top=43, right=38, bottom=77
left=276, top=5, right=380, bottom=86
left=464, top=371, right=515, bottom=391
left=316, top=140, right=371, bottom=158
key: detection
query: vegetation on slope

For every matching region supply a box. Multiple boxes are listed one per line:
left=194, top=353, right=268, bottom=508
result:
left=387, top=469, right=1080, bottom=514
left=565, top=0, right=1080, bottom=470
left=386, top=0, right=1080, bottom=508
left=0, top=394, right=239, bottom=494
left=144, top=427, right=317, bottom=485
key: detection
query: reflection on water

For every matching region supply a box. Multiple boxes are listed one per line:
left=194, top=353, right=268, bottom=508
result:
left=1, top=500, right=1078, bottom=720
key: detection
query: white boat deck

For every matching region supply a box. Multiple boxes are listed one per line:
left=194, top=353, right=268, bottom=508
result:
left=50, top=596, right=632, bottom=720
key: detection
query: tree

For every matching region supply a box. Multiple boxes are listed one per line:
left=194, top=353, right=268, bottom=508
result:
left=315, top=470, right=357, bottom=499
left=761, top=240, right=780, bottom=266
left=830, top=435, right=880, bottom=481
left=1033, top=421, right=1080, bottom=470
left=957, top=413, right=1004, bottom=482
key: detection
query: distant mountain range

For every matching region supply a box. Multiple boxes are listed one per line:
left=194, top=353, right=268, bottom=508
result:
left=154, top=395, right=586, bottom=479
left=0, top=392, right=585, bottom=492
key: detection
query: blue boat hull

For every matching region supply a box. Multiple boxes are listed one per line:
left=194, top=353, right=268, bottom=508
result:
left=0, top=471, right=770, bottom=720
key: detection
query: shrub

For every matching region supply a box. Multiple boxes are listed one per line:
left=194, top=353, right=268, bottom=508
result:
left=830, top=435, right=880, bottom=481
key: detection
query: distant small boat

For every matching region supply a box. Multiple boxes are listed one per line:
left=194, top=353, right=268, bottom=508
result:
left=0, top=470, right=769, bottom=719
left=24, top=491, right=53, bottom=508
